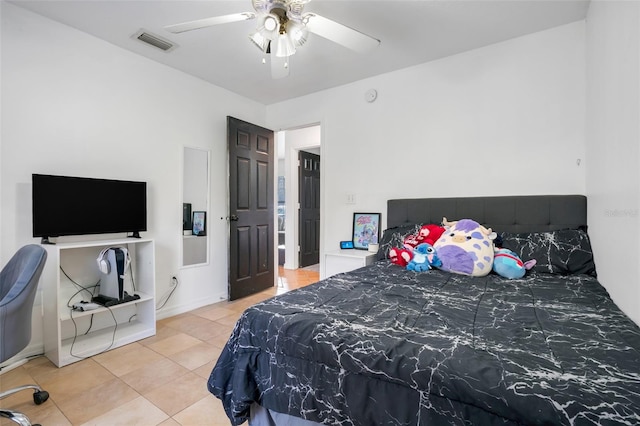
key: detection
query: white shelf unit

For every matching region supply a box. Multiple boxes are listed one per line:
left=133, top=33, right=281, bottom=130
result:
left=42, top=238, right=156, bottom=367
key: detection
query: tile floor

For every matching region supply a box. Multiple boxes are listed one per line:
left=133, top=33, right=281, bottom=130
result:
left=0, top=266, right=319, bottom=426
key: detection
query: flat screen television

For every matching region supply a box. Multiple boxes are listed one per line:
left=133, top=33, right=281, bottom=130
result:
left=32, top=174, right=147, bottom=243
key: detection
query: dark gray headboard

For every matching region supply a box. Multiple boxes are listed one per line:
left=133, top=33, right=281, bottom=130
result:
left=387, top=195, right=587, bottom=233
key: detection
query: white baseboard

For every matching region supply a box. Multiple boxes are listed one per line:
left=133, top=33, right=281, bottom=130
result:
left=155, top=291, right=228, bottom=320
left=0, top=343, right=45, bottom=373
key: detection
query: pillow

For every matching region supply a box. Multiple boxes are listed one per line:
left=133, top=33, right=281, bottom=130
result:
left=376, top=224, right=422, bottom=261
left=499, top=229, right=596, bottom=276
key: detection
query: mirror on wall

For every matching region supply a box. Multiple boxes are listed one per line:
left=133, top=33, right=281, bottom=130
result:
left=182, top=147, right=210, bottom=267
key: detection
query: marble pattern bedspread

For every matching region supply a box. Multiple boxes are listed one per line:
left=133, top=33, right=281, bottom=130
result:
left=208, top=262, right=640, bottom=425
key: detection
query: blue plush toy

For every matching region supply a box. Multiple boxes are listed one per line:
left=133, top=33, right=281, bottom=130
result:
left=406, top=243, right=442, bottom=272
left=492, top=248, right=536, bottom=279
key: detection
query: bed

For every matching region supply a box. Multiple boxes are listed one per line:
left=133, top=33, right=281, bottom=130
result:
left=208, top=195, right=640, bottom=425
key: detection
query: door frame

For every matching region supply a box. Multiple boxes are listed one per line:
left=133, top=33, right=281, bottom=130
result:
left=277, top=125, right=322, bottom=271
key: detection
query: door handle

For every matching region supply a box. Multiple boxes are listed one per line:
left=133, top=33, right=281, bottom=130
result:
left=229, top=214, right=239, bottom=222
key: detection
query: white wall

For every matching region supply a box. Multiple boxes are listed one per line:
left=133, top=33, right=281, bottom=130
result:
left=1, top=2, right=266, bottom=358
left=585, top=1, right=640, bottom=324
left=267, top=22, right=587, bottom=275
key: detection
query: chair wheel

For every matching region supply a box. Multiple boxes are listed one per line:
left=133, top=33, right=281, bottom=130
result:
left=33, top=390, right=49, bottom=405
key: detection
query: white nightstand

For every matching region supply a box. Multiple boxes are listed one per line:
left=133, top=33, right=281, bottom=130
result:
left=324, top=249, right=377, bottom=278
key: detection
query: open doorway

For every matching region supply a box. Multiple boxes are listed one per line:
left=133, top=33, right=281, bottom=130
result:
left=276, top=125, right=321, bottom=274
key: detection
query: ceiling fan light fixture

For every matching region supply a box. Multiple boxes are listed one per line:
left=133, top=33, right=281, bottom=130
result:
left=166, top=0, right=381, bottom=81
left=256, top=13, right=280, bottom=39
left=288, top=20, right=308, bottom=47
left=249, top=32, right=270, bottom=52
left=263, top=15, right=278, bottom=32
left=274, top=33, right=296, bottom=57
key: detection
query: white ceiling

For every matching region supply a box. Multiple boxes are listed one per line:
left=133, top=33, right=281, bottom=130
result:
left=10, top=0, right=590, bottom=105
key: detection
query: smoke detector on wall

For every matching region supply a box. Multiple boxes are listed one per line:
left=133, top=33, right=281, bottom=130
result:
left=365, top=89, right=377, bottom=103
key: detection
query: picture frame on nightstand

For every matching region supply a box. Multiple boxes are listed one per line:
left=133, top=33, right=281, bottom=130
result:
left=352, top=212, right=381, bottom=250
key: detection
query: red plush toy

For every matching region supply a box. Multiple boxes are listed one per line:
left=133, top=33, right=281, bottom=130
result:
left=403, top=233, right=421, bottom=249
left=389, top=247, right=413, bottom=267
left=416, top=224, right=446, bottom=246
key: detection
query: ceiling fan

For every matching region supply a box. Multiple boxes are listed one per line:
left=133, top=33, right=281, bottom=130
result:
left=164, top=0, right=380, bottom=78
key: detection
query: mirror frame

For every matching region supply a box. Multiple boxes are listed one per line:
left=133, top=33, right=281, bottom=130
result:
left=180, top=146, right=211, bottom=268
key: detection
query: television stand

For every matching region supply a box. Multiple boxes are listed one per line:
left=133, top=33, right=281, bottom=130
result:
left=41, top=238, right=155, bottom=367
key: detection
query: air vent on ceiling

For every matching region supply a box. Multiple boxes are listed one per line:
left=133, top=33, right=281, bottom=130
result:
left=133, top=29, right=177, bottom=52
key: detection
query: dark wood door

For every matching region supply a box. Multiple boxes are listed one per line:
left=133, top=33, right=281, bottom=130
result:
left=228, top=116, right=274, bottom=300
left=298, top=151, right=320, bottom=268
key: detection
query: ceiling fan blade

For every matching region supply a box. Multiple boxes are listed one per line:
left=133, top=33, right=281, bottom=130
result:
left=165, top=12, right=256, bottom=34
left=271, top=55, right=290, bottom=79
left=304, top=13, right=380, bottom=53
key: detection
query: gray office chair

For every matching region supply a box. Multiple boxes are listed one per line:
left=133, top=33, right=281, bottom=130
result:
left=0, top=245, right=49, bottom=426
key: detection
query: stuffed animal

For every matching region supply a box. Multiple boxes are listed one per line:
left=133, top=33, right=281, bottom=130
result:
left=434, top=217, right=497, bottom=277
left=403, top=233, right=421, bottom=249
left=406, top=243, right=442, bottom=272
left=493, top=248, right=537, bottom=279
left=389, top=247, right=413, bottom=267
left=415, top=224, right=446, bottom=246
left=403, top=224, right=445, bottom=249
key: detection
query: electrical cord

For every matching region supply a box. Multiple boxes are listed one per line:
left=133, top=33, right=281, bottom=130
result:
left=65, top=285, right=100, bottom=309
left=62, top=266, right=99, bottom=332
left=68, top=306, right=118, bottom=360
left=126, top=243, right=137, bottom=293
left=156, top=276, right=179, bottom=310
left=60, top=265, right=99, bottom=300
left=84, top=314, right=94, bottom=335
left=129, top=263, right=137, bottom=292
left=61, top=266, right=118, bottom=360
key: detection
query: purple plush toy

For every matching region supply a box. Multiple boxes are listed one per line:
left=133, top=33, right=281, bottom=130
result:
left=434, top=218, right=497, bottom=277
